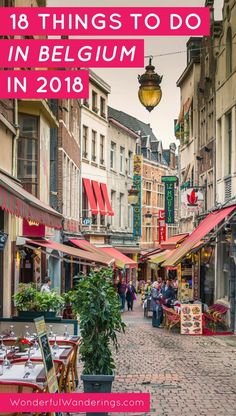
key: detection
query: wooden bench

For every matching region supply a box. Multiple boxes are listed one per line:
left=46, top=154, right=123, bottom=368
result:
left=204, top=303, right=229, bottom=332
left=162, top=305, right=180, bottom=331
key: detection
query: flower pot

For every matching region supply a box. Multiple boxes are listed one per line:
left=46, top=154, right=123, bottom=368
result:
left=81, top=374, right=114, bottom=416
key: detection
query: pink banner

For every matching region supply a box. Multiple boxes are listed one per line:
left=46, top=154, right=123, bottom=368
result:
left=0, top=39, right=144, bottom=68
left=0, top=393, right=150, bottom=413
left=0, top=7, right=210, bottom=36
left=0, top=70, right=89, bottom=99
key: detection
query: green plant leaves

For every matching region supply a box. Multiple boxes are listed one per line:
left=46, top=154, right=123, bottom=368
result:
left=73, top=268, right=126, bottom=375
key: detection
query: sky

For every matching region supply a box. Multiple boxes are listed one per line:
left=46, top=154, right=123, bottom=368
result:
left=48, top=0, right=224, bottom=147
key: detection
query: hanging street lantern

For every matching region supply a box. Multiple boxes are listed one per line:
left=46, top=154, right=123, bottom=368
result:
left=128, top=186, right=139, bottom=206
left=138, top=56, right=163, bottom=112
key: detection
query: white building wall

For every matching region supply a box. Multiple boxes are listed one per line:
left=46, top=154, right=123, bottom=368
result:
left=107, top=122, right=137, bottom=234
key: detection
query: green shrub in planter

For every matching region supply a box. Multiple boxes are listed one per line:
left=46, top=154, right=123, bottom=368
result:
left=74, top=268, right=125, bottom=376
left=13, top=283, right=64, bottom=314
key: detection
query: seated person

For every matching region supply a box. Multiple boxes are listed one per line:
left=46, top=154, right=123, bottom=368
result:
left=161, top=280, right=176, bottom=307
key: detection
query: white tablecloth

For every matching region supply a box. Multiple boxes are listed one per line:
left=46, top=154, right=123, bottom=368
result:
left=0, top=364, right=45, bottom=387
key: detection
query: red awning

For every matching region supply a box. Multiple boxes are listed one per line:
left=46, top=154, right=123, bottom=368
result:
left=160, top=233, right=188, bottom=250
left=0, top=173, right=62, bottom=229
left=163, top=205, right=236, bottom=266
left=27, top=239, right=114, bottom=266
left=100, top=183, right=114, bottom=216
left=99, top=246, right=137, bottom=269
left=83, top=178, right=98, bottom=215
left=70, top=239, right=114, bottom=262
left=92, top=181, right=106, bottom=216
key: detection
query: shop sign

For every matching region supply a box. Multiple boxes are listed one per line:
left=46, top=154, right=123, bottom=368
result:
left=181, top=188, right=204, bottom=211
left=133, top=155, right=143, bottom=238
left=34, top=317, right=58, bottom=393
left=0, top=231, right=8, bottom=251
left=158, top=210, right=166, bottom=243
left=164, top=182, right=175, bottom=224
left=161, top=176, right=178, bottom=183
left=23, top=219, right=45, bottom=237
left=180, top=304, right=202, bottom=335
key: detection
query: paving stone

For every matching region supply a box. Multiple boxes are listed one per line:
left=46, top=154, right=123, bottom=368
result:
left=74, top=298, right=236, bottom=416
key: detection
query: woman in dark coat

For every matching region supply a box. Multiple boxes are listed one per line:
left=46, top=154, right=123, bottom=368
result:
left=126, top=281, right=137, bottom=311
left=151, top=282, right=163, bottom=328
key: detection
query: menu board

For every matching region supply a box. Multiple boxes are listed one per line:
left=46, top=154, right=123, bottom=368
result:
left=34, top=317, right=58, bottom=393
left=180, top=304, right=202, bottom=335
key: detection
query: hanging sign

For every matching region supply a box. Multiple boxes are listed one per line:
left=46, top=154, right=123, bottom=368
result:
left=181, top=188, right=204, bottom=211
left=158, top=210, right=166, bottom=244
left=133, top=155, right=143, bottom=237
left=164, top=182, right=175, bottom=224
left=161, top=176, right=177, bottom=224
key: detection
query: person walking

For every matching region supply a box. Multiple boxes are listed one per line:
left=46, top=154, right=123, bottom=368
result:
left=117, top=278, right=127, bottom=312
left=151, top=282, right=163, bottom=328
left=126, top=281, right=137, bottom=311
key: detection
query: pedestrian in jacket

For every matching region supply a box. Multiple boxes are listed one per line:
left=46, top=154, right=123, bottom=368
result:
left=117, top=278, right=127, bottom=312
left=151, top=282, right=163, bottom=327
left=161, top=280, right=175, bottom=307
left=126, top=281, right=137, bottom=311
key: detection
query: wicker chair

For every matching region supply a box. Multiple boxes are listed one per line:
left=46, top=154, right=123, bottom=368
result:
left=0, top=380, right=43, bottom=416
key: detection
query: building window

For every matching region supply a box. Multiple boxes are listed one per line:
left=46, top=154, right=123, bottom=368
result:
left=83, top=98, right=89, bottom=108
left=226, top=27, right=232, bottom=77
left=100, top=97, right=106, bottom=118
left=146, top=223, right=151, bottom=242
left=200, top=106, right=206, bottom=148
left=17, top=114, right=39, bottom=197
left=82, top=125, right=88, bottom=159
left=157, top=183, right=164, bottom=208
left=217, top=118, right=222, bottom=180
left=100, top=135, right=105, bottom=165
left=128, top=151, right=133, bottom=176
left=128, top=204, right=133, bottom=229
left=227, top=112, right=232, bottom=175
left=92, top=91, right=98, bottom=112
left=111, top=190, right=116, bottom=225
left=119, top=193, right=124, bottom=228
left=120, top=147, right=125, bottom=173
left=145, top=181, right=152, bottom=206
left=91, top=130, right=97, bottom=162
left=110, top=142, right=116, bottom=170
left=207, top=170, right=214, bottom=210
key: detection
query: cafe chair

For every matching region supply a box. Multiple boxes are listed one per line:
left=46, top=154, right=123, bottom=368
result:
left=0, top=380, right=43, bottom=416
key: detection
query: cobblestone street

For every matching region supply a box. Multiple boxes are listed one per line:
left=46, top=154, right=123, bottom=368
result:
left=109, top=299, right=236, bottom=416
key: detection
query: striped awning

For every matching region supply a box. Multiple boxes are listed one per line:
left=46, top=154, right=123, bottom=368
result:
left=0, top=173, right=62, bottom=229
left=148, top=250, right=173, bottom=265
left=163, top=205, right=236, bottom=266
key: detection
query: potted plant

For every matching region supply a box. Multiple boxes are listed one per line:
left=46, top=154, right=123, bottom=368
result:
left=13, top=283, right=64, bottom=319
left=73, top=268, right=125, bottom=416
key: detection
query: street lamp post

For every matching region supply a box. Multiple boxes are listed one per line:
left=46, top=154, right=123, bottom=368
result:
left=138, top=56, right=163, bottom=112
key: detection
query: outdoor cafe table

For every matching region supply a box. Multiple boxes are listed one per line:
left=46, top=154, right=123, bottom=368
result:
left=0, top=345, right=74, bottom=366
left=0, top=363, right=46, bottom=389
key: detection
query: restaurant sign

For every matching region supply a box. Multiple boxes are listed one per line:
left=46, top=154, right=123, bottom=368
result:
left=162, top=176, right=177, bottom=224
left=181, top=188, right=204, bottom=211
left=158, top=210, right=166, bottom=244
left=164, top=182, right=175, bottom=224
left=133, top=155, right=143, bottom=238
